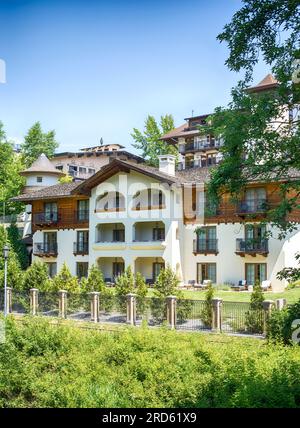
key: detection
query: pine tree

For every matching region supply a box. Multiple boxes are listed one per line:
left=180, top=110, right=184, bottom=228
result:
left=135, top=272, right=148, bottom=298
left=84, top=264, right=106, bottom=292
left=7, top=222, right=29, bottom=270
left=52, top=262, right=80, bottom=293
left=115, top=266, right=134, bottom=296
left=22, top=122, right=59, bottom=167
left=23, top=260, right=52, bottom=291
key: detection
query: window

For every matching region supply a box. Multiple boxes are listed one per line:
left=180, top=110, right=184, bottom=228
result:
left=88, top=168, right=95, bottom=175
left=244, top=188, right=267, bottom=212
left=77, top=200, right=89, bottom=221
left=245, top=263, right=267, bottom=285
left=245, top=224, right=266, bottom=240
left=196, top=227, right=217, bottom=251
left=46, top=262, right=57, bottom=278
left=76, top=231, right=89, bottom=253
left=153, top=262, right=165, bottom=282
left=113, top=229, right=125, bottom=242
left=76, top=262, right=89, bottom=279
left=197, top=263, right=216, bottom=284
left=152, top=228, right=165, bottom=241
left=37, top=176, right=43, bottom=183
left=113, top=262, right=124, bottom=278
left=44, top=202, right=58, bottom=222
left=55, top=165, right=63, bottom=171
left=43, top=232, right=57, bottom=252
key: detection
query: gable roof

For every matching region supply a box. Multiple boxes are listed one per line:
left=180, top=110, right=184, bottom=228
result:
left=247, top=74, right=279, bottom=93
left=20, top=154, right=65, bottom=177
left=73, top=159, right=180, bottom=195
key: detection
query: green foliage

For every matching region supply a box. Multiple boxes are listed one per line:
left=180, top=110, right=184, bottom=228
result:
left=115, top=266, right=134, bottom=296
left=23, top=260, right=52, bottom=292
left=207, top=0, right=300, bottom=236
left=59, top=174, right=73, bottom=183
left=277, top=252, right=300, bottom=283
left=83, top=264, right=106, bottom=292
left=52, top=262, right=80, bottom=293
left=245, top=282, right=264, bottom=334
left=7, top=222, right=29, bottom=270
left=267, top=299, right=300, bottom=345
left=0, top=225, right=24, bottom=290
left=154, top=265, right=180, bottom=298
left=200, top=283, right=214, bottom=328
left=0, top=122, right=25, bottom=215
left=22, top=121, right=59, bottom=167
left=131, top=114, right=178, bottom=167
left=1, top=316, right=300, bottom=407
left=135, top=272, right=148, bottom=298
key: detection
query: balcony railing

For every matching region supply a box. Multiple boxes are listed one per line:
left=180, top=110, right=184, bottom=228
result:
left=236, top=239, right=269, bottom=254
left=33, top=210, right=89, bottom=227
left=33, top=212, right=59, bottom=225
left=193, top=239, right=218, bottom=254
left=236, top=199, right=268, bottom=215
left=185, top=140, right=216, bottom=152
left=33, top=242, right=58, bottom=256
left=73, top=241, right=89, bottom=255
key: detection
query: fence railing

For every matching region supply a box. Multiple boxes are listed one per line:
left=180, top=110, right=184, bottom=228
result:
left=0, top=288, right=281, bottom=336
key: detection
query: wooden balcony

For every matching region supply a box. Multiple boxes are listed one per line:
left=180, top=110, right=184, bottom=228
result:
left=236, top=199, right=268, bottom=217
left=33, top=210, right=89, bottom=230
left=193, top=239, right=218, bottom=255
left=235, top=239, right=269, bottom=257
left=33, top=242, right=58, bottom=257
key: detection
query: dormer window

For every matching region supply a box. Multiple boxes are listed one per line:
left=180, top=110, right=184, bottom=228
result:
left=37, top=177, right=43, bottom=183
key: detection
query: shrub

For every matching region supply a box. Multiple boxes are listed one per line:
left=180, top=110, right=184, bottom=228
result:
left=7, top=222, right=29, bottom=270
left=200, top=282, right=214, bottom=328
left=83, top=264, right=106, bottom=292
left=245, top=282, right=264, bottom=334
left=115, top=266, right=134, bottom=296
left=154, top=265, right=179, bottom=298
left=52, top=262, right=80, bottom=293
left=135, top=272, right=148, bottom=297
left=277, top=252, right=300, bottom=283
left=23, top=260, right=52, bottom=291
left=267, top=300, right=300, bottom=345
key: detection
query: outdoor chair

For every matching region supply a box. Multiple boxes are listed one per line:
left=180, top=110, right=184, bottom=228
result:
left=231, top=280, right=247, bottom=291
left=261, top=280, right=271, bottom=291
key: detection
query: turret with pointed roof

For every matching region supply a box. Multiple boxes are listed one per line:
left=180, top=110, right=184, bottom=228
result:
left=247, top=73, right=279, bottom=93
left=20, top=153, right=65, bottom=194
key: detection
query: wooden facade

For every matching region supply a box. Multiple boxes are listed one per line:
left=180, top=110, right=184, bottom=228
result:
left=31, top=196, right=89, bottom=232
left=183, top=182, right=300, bottom=225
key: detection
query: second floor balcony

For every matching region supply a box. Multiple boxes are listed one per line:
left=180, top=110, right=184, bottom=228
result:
left=193, top=239, right=218, bottom=254
left=236, top=239, right=269, bottom=256
left=236, top=199, right=268, bottom=216
left=33, top=210, right=89, bottom=228
left=33, top=242, right=58, bottom=257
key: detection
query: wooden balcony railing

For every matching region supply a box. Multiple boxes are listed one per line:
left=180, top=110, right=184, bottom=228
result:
left=236, top=199, right=268, bottom=216
left=33, top=242, right=58, bottom=257
left=33, top=210, right=89, bottom=228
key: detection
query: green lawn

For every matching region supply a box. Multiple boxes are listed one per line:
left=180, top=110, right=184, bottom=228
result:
left=147, top=286, right=300, bottom=304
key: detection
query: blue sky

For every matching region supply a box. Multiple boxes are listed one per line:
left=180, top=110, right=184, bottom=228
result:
left=0, top=0, right=268, bottom=153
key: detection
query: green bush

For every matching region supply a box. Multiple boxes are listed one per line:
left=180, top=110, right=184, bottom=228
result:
left=245, top=282, right=264, bottom=334
left=23, top=260, right=52, bottom=291
left=1, top=316, right=300, bottom=408
left=267, top=300, right=300, bottom=345
left=52, top=262, right=80, bottom=293
left=115, top=266, right=134, bottom=296
left=200, top=283, right=214, bottom=328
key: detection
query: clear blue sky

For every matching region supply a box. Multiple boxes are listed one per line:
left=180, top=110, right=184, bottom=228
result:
left=0, top=0, right=268, bottom=153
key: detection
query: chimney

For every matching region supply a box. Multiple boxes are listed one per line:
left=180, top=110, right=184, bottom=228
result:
left=158, top=154, right=176, bottom=176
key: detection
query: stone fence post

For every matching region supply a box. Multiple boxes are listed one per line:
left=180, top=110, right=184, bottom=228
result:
left=262, top=300, right=274, bottom=335
left=166, top=295, right=177, bottom=329
left=30, top=288, right=39, bottom=315
left=90, top=292, right=100, bottom=323
left=212, top=298, right=223, bottom=331
left=275, top=298, right=287, bottom=310
left=58, top=290, right=68, bottom=319
left=126, top=293, right=136, bottom=325
left=5, top=287, right=12, bottom=315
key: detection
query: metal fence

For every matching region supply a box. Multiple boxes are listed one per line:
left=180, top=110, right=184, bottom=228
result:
left=221, top=301, right=264, bottom=335
left=67, top=293, right=91, bottom=321
left=11, top=290, right=30, bottom=314
left=136, top=297, right=168, bottom=327
left=98, top=294, right=127, bottom=324
left=176, top=299, right=211, bottom=331
left=37, top=292, right=59, bottom=317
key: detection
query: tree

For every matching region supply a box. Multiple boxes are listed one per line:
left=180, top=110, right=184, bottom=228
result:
left=154, top=265, right=180, bottom=298
left=59, top=174, right=73, bottom=184
left=7, top=222, right=29, bottom=270
left=0, top=225, right=24, bottom=290
left=245, top=282, right=265, bottom=334
left=207, top=0, right=300, bottom=237
left=115, top=266, right=134, bottom=296
left=135, top=272, right=148, bottom=298
left=277, top=252, right=300, bottom=284
left=0, top=122, right=25, bottom=215
left=23, top=260, right=52, bottom=291
left=83, top=264, right=106, bottom=292
left=52, top=262, right=80, bottom=293
left=131, top=114, right=178, bottom=167
left=22, top=122, right=59, bottom=167
left=200, top=283, right=215, bottom=328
